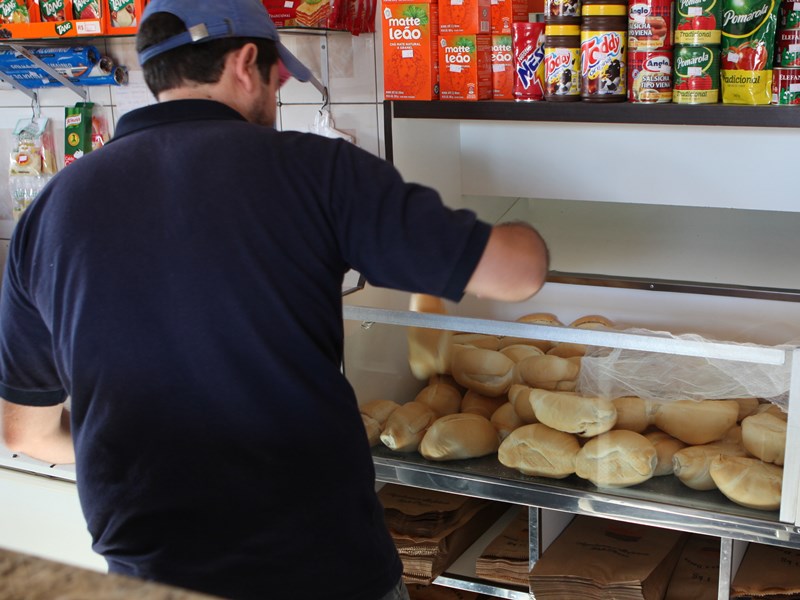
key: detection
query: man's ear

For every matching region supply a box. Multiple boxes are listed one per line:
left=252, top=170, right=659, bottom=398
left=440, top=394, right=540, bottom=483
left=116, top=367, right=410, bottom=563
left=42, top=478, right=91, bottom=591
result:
left=228, top=43, right=261, bottom=93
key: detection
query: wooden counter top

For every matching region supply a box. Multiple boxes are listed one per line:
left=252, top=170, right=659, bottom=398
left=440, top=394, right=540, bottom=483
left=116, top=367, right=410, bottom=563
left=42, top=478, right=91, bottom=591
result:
left=0, top=548, right=219, bottom=599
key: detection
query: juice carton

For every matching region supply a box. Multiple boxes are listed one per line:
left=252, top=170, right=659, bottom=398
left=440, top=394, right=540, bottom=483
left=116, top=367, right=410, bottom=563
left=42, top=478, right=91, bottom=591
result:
left=104, top=0, right=146, bottom=35
left=382, top=1, right=440, bottom=100
left=491, top=33, right=514, bottom=98
left=439, top=33, right=493, bottom=99
left=491, top=0, right=527, bottom=34
left=439, top=0, right=491, bottom=34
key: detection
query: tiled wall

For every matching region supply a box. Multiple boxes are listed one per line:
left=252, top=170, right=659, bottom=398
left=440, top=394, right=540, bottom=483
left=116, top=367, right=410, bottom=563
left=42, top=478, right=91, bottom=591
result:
left=0, top=28, right=385, bottom=243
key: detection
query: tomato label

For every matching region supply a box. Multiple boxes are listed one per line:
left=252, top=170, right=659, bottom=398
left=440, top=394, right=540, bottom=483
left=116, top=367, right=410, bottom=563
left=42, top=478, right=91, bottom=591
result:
left=772, top=66, right=800, bottom=103
left=721, top=0, right=780, bottom=103
left=675, top=0, right=721, bottom=43
left=673, top=44, right=720, bottom=102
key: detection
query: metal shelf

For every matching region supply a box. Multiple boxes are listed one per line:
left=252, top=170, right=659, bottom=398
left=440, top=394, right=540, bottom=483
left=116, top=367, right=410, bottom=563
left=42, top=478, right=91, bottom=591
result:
left=373, top=446, right=800, bottom=550
left=390, top=100, right=800, bottom=128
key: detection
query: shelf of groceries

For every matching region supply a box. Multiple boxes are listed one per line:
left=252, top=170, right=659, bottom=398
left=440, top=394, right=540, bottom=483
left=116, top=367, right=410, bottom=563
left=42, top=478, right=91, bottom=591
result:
left=344, top=291, right=800, bottom=599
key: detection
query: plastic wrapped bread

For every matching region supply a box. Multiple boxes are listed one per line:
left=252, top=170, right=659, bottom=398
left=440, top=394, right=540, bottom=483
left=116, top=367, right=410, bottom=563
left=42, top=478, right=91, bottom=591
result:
left=407, top=294, right=452, bottom=380
left=419, top=413, right=500, bottom=461
left=671, top=441, right=748, bottom=491
left=654, top=400, right=740, bottom=445
left=414, top=382, right=462, bottom=417
left=644, top=430, right=687, bottom=476
left=451, top=347, right=515, bottom=397
left=575, top=430, right=657, bottom=488
left=498, top=423, right=580, bottom=478
left=741, top=411, right=786, bottom=466
left=530, top=388, right=617, bottom=437
left=380, top=401, right=437, bottom=452
left=733, top=397, right=760, bottom=422
left=710, top=455, right=782, bottom=511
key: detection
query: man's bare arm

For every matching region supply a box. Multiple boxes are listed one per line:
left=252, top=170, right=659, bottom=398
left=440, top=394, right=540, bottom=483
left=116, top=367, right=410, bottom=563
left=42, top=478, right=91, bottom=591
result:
left=1, top=400, right=75, bottom=464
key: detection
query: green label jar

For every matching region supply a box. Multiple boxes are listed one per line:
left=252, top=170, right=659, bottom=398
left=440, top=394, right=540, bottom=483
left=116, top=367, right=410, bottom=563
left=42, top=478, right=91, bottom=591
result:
left=673, top=44, right=720, bottom=103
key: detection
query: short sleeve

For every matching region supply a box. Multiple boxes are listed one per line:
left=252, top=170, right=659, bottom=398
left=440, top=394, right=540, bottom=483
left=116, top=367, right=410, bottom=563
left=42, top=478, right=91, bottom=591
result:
left=329, top=142, right=492, bottom=302
left=0, top=235, right=66, bottom=406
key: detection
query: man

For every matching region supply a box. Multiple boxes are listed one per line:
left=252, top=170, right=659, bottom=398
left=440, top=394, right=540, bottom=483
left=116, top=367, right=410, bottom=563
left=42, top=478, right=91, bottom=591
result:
left=0, top=1, right=549, bottom=599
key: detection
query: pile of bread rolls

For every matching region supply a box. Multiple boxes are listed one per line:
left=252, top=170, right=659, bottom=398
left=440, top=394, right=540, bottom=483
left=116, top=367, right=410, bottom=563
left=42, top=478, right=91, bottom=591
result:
left=359, top=295, right=788, bottom=512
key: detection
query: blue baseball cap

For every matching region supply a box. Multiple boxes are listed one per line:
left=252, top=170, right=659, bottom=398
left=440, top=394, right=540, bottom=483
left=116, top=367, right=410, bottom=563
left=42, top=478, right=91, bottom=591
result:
left=137, top=0, right=312, bottom=83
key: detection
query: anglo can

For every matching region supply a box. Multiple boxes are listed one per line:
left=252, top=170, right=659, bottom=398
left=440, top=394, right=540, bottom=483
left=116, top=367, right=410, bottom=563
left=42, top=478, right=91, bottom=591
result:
left=674, top=0, right=721, bottom=45
left=772, top=66, right=800, bottom=103
left=673, top=44, right=720, bottom=103
left=628, top=50, right=673, bottom=101
left=628, top=0, right=673, bottom=51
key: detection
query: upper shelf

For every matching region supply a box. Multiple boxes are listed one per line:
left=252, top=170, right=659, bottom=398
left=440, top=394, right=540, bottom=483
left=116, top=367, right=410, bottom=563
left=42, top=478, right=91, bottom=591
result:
left=390, top=100, right=800, bottom=128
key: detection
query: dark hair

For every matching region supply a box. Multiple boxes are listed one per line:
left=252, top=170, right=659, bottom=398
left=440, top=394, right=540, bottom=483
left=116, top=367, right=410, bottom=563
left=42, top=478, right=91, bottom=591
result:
left=137, top=12, right=280, bottom=96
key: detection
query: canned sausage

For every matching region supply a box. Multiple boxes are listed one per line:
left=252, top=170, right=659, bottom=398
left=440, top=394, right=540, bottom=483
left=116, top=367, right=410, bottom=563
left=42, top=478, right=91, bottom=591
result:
left=628, top=0, right=673, bottom=51
left=628, top=50, right=673, bottom=101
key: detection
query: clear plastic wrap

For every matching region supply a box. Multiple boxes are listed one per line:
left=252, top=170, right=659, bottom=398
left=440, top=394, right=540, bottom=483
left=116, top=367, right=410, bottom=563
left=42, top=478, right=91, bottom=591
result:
left=576, top=328, right=795, bottom=410
left=9, top=116, right=57, bottom=221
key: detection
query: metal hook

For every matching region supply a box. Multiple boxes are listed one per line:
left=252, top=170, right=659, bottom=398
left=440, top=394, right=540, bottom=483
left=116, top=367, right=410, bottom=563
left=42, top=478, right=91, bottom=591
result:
left=31, top=92, right=40, bottom=119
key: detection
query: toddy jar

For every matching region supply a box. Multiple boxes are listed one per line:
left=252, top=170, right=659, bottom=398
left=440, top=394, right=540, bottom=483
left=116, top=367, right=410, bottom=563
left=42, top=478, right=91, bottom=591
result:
left=580, top=0, right=628, bottom=101
left=544, top=23, right=581, bottom=100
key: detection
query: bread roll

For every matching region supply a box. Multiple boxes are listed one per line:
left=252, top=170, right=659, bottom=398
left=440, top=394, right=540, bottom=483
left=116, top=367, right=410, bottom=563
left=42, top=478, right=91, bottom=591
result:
left=644, top=430, right=687, bottom=476
left=362, top=414, right=382, bottom=446
left=380, top=401, right=437, bottom=452
left=546, top=314, right=614, bottom=359
left=428, top=373, right=464, bottom=393
left=756, top=402, right=788, bottom=421
left=451, top=332, right=502, bottom=350
left=498, top=423, right=580, bottom=478
left=451, top=347, right=515, bottom=397
left=515, top=355, right=581, bottom=390
left=500, top=344, right=545, bottom=363
left=414, top=383, right=462, bottom=417
left=507, top=384, right=538, bottom=424
left=654, top=400, right=739, bottom=445
left=672, top=442, right=748, bottom=491
left=741, top=412, right=786, bottom=466
left=360, top=399, right=401, bottom=427
left=407, top=294, right=453, bottom=380
left=419, top=413, right=500, bottom=461
left=575, top=430, right=657, bottom=488
left=491, top=402, right=524, bottom=440
left=461, top=389, right=507, bottom=420
left=732, top=397, right=760, bottom=422
left=497, top=312, right=562, bottom=352
left=710, top=455, right=782, bottom=511
left=530, top=389, right=617, bottom=437
left=612, top=396, right=657, bottom=433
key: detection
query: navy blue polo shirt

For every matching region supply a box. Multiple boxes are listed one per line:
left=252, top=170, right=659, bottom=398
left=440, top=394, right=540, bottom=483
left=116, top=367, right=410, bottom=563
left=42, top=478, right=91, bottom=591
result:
left=0, top=100, right=491, bottom=600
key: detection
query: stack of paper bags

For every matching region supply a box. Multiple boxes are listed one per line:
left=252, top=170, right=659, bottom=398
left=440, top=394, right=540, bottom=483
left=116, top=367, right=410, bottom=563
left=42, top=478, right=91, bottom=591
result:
left=407, top=584, right=480, bottom=599
left=731, top=543, right=800, bottom=598
left=529, top=515, right=687, bottom=600
left=664, top=534, right=720, bottom=600
left=475, top=506, right=529, bottom=587
left=379, top=484, right=508, bottom=585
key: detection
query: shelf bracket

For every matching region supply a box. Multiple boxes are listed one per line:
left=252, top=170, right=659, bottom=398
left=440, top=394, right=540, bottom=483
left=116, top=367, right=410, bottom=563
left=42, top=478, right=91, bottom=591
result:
left=7, top=43, right=88, bottom=100
left=0, top=67, right=37, bottom=102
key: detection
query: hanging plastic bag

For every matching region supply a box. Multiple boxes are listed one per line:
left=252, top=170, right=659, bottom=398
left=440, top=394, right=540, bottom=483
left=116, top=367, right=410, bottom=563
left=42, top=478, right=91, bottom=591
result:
left=309, top=107, right=355, bottom=144
left=8, top=115, right=57, bottom=221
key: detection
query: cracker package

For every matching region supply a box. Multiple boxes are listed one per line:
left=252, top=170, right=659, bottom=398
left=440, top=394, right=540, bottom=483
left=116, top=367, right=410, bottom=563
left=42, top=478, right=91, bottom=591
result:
left=8, top=116, right=57, bottom=220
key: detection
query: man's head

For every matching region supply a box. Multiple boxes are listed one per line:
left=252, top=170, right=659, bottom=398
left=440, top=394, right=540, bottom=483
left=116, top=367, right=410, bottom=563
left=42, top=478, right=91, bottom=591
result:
left=136, top=0, right=311, bottom=124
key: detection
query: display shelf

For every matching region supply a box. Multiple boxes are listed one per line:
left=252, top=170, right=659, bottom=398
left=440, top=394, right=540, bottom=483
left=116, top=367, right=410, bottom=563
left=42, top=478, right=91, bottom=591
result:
left=390, top=100, right=800, bottom=128
left=372, top=446, right=800, bottom=550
